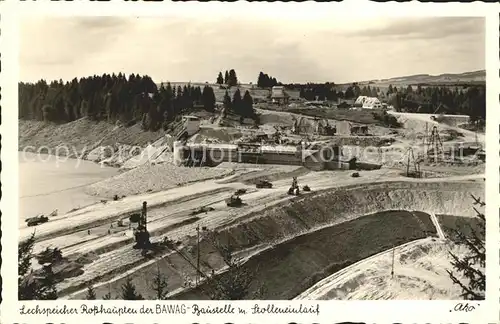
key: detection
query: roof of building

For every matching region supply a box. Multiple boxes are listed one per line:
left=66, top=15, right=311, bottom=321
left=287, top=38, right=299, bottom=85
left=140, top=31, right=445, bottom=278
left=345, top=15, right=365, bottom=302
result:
left=355, top=96, right=368, bottom=104
left=362, top=97, right=382, bottom=107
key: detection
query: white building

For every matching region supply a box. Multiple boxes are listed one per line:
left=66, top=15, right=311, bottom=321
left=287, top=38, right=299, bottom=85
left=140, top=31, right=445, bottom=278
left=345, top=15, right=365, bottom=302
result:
left=354, top=96, right=368, bottom=107
left=362, top=97, right=383, bottom=109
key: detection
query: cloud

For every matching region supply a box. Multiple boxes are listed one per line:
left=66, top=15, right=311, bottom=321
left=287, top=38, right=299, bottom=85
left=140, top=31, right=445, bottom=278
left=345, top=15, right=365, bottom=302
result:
left=19, top=16, right=485, bottom=83
left=345, top=17, right=484, bottom=40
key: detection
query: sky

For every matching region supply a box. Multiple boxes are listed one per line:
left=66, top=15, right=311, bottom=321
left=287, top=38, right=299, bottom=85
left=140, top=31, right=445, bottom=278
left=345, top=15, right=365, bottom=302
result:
left=20, top=16, right=485, bottom=84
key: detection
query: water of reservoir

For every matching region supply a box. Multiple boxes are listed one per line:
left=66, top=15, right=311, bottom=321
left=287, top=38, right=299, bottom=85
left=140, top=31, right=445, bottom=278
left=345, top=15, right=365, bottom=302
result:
left=19, top=152, right=118, bottom=224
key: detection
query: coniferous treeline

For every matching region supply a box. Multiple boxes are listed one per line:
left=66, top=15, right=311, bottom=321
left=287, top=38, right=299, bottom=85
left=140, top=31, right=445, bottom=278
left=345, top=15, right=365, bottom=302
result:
left=292, top=82, right=485, bottom=120
left=19, top=73, right=218, bottom=131
left=257, top=72, right=281, bottom=88
left=216, top=69, right=238, bottom=87
left=297, top=83, right=342, bottom=101
left=384, top=84, right=486, bottom=120
left=222, top=89, right=255, bottom=118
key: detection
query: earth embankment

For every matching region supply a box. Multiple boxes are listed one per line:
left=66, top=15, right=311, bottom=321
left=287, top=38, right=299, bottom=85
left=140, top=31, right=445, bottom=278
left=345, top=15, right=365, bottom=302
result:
left=78, top=180, right=481, bottom=300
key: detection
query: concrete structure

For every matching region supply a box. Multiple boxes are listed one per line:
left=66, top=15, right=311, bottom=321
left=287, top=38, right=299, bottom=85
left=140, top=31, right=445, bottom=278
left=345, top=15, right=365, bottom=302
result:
left=182, top=116, right=201, bottom=136
left=173, top=142, right=354, bottom=171
left=351, top=125, right=369, bottom=135
left=173, top=141, right=185, bottom=166
left=271, top=86, right=289, bottom=104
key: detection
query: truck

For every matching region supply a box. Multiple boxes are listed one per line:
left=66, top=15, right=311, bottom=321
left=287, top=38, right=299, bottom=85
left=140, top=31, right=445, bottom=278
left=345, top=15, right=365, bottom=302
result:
left=25, top=215, right=49, bottom=227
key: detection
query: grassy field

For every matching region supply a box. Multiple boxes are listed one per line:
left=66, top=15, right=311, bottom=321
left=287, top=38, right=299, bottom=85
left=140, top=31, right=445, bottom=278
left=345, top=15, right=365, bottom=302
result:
left=436, top=214, right=484, bottom=242
left=176, top=210, right=437, bottom=300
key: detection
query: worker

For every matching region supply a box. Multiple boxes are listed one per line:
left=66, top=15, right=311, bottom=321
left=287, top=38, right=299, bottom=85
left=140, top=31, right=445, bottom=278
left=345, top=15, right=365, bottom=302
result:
left=87, top=229, right=91, bottom=235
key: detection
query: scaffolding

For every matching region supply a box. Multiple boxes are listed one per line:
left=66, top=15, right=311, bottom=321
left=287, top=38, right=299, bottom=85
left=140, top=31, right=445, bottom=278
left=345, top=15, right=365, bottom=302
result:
left=403, top=147, right=422, bottom=178
left=425, top=125, right=443, bottom=161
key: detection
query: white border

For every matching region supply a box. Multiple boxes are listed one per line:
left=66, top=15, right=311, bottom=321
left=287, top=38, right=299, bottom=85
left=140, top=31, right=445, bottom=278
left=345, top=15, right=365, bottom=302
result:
left=1, top=1, right=499, bottom=323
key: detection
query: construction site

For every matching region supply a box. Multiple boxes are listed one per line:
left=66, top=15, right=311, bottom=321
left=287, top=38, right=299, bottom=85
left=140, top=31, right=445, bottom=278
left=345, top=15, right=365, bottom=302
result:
left=19, top=90, right=486, bottom=300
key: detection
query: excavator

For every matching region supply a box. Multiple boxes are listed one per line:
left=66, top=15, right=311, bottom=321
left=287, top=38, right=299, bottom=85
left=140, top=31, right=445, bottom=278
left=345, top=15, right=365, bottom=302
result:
left=288, top=177, right=300, bottom=196
left=133, top=202, right=152, bottom=253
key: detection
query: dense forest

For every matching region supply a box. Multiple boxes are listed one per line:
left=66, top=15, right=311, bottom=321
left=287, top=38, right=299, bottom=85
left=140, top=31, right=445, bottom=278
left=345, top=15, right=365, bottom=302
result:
left=385, top=84, right=486, bottom=120
left=294, top=82, right=486, bottom=120
left=19, top=71, right=485, bottom=133
left=19, top=73, right=229, bottom=131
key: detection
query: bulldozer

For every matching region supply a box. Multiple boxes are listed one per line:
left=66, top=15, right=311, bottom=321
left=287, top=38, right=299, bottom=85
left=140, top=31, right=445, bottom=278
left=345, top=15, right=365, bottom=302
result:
left=256, top=180, right=273, bottom=189
left=26, top=214, right=49, bottom=227
left=225, top=195, right=243, bottom=207
left=287, top=177, right=300, bottom=196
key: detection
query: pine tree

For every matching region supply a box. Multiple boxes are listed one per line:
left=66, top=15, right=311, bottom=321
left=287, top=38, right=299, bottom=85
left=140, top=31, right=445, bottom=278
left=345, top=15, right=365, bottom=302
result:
left=257, top=72, right=265, bottom=88
left=223, top=90, right=231, bottom=111
left=102, top=287, right=113, bottom=300
left=387, top=84, right=394, bottom=95
left=120, top=277, right=144, bottom=300
left=86, top=284, right=97, bottom=300
left=19, top=232, right=36, bottom=280
left=202, top=85, right=216, bottom=112
left=228, top=69, right=238, bottom=87
left=217, top=72, right=224, bottom=85
left=224, top=70, right=229, bottom=85
left=242, top=90, right=254, bottom=118
left=203, top=230, right=264, bottom=300
left=447, top=198, right=485, bottom=300
left=37, top=266, right=58, bottom=300
left=102, top=292, right=112, bottom=300
left=18, top=232, right=37, bottom=300
left=18, top=232, right=58, bottom=300
left=150, top=265, right=169, bottom=300
left=232, top=88, right=242, bottom=114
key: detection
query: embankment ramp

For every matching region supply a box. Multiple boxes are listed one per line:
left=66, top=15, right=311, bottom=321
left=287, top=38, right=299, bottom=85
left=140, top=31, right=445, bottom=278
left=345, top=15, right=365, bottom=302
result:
left=170, top=180, right=482, bottom=300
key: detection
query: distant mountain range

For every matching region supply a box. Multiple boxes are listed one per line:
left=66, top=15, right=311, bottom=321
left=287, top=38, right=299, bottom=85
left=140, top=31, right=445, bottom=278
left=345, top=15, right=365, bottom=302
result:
left=358, top=70, right=485, bottom=86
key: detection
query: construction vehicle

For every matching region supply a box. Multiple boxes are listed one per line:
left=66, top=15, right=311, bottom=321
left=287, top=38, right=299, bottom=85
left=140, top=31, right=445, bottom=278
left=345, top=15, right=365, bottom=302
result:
left=190, top=206, right=215, bottom=216
left=26, top=215, right=49, bottom=227
left=302, top=185, right=311, bottom=192
left=234, top=188, right=247, bottom=195
left=256, top=180, right=273, bottom=189
left=133, top=201, right=152, bottom=250
left=351, top=172, right=360, bottom=178
left=225, top=195, right=243, bottom=207
left=287, top=177, right=300, bottom=196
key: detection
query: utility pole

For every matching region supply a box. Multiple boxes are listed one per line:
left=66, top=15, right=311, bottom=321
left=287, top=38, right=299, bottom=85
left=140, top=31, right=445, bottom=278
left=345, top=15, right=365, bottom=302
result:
left=141, top=201, right=147, bottom=230
left=424, top=122, right=428, bottom=148
left=196, top=224, right=200, bottom=286
left=406, top=148, right=410, bottom=176
left=391, top=245, right=395, bottom=278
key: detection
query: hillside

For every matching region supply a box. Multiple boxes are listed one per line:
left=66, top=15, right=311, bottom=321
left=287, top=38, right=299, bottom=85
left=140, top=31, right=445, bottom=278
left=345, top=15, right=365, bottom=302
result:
left=360, top=70, right=485, bottom=87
